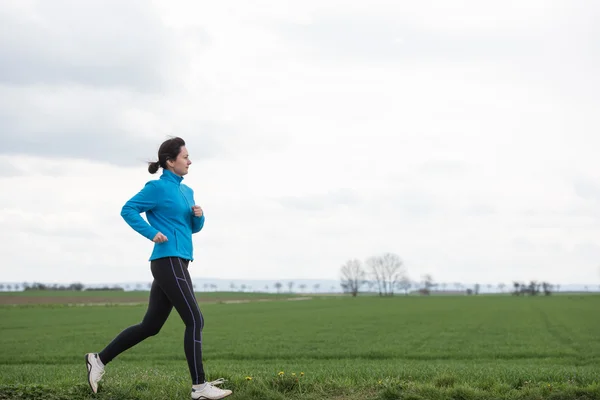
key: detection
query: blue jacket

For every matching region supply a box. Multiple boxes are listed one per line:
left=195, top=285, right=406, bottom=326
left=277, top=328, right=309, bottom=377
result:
left=121, top=169, right=205, bottom=261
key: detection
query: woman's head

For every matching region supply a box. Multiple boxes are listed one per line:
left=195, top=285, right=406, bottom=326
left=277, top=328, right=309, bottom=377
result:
left=148, top=137, right=191, bottom=176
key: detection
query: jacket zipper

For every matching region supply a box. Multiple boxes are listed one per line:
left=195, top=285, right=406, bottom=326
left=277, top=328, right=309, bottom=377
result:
left=177, top=186, right=191, bottom=254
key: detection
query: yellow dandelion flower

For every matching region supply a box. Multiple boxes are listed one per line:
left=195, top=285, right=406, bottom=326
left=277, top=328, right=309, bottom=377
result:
left=245, top=376, right=252, bottom=381
left=378, top=380, right=383, bottom=385
left=278, top=371, right=284, bottom=376
left=292, top=373, right=296, bottom=376
left=300, top=372, right=305, bottom=377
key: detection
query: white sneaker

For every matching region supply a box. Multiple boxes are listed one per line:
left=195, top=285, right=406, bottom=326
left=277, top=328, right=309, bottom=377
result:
left=85, top=353, right=105, bottom=393
left=191, top=379, right=232, bottom=399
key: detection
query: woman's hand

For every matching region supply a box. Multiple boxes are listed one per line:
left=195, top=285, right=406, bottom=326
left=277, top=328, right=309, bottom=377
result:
left=152, top=232, right=168, bottom=243
left=192, top=205, right=203, bottom=217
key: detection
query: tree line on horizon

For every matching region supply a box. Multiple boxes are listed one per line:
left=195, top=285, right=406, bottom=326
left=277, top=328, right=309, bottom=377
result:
left=338, top=252, right=580, bottom=297
left=1, top=267, right=598, bottom=294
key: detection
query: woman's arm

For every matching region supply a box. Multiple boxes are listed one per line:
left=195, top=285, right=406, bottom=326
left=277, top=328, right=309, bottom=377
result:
left=120, top=181, right=160, bottom=240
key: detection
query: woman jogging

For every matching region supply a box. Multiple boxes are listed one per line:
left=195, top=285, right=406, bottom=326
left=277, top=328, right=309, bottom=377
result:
left=85, top=137, right=232, bottom=400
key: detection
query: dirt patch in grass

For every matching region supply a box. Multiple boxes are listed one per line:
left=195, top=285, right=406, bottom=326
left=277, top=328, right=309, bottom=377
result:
left=0, top=295, right=313, bottom=306
left=0, top=295, right=147, bottom=305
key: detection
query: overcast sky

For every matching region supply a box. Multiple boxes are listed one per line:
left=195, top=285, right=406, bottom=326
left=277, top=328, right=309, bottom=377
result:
left=1, top=0, right=599, bottom=287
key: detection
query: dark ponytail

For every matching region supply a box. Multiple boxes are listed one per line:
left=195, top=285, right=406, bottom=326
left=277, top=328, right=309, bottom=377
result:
left=148, top=161, right=160, bottom=174
left=148, top=136, right=186, bottom=174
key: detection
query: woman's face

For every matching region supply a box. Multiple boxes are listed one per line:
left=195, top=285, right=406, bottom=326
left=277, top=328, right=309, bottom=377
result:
left=168, top=146, right=192, bottom=176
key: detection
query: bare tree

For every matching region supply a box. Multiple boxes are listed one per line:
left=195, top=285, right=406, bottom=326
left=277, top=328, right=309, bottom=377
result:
left=274, top=282, right=282, bottom=293
left=340, top=259, right=366, bottom=297
left=541, top=282, right=553, bottom=296
left=366, top=252, right=406, bottom=296
left=397, top=276, right=412, bottom=296
left=528, top=280, right=539, bottom=295
left=512, top=281, right=521, bottom=296
left=287, top=281, right=294, bottom=293
left=367, top=256, right=384, bottom=296
left=421, top=274, right=434, bottom=295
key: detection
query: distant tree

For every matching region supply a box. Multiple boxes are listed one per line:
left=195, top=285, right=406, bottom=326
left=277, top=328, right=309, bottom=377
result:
left=0, top=284, right=4, bottom=291
left=513, top=281, right=521, bottom=296
left=287, top=281, right=294, bottom=293
left=421, top=274, right=434, bottom=295
left=68, top=283, right=85, bottom=291
left=25, top=282, right=48, bottom=291
left=541, top=282, right=552, bottom=296
left=528, top=281, right=539, bottom=295
left=265, top=285, right=269, bottom=292
left=498, top=283, right=506, bottom=293
left=299, top=284, right=306, bottom=293
left=274, top=282, right=282, bottom=293
left=366, top=252, right=405, bottom=296
left=241, top=284, right=247, bottom=292
left=397, top=276, right=412, bottom=296
left=230, top=282, right=236, bottom=291
left=366, top=256, right=384, bottom=296
left=486, top=284, right=492, bottom=293
left=340, top=258, right=366, bottom=297
left=474, top=283, right=480, bottom=295
left=313, top=283, right=320, bottom=293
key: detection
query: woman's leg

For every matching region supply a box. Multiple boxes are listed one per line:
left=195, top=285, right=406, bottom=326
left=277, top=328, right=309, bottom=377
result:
left=98, top=273, right=174, bottom=364
left=150, top=257, right=205, bottom=384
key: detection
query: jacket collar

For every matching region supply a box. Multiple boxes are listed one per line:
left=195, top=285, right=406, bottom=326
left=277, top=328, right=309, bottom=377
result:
left=160, top=169, right=183, bottom=185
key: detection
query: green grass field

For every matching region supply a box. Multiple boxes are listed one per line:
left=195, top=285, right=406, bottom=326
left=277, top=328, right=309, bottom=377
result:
left=1, top=292, right=599, bottom=399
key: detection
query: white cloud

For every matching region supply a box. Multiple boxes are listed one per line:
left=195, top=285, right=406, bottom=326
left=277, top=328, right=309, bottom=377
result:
left=1, top=0, right=599, bottom=287
left=0, top=0, right=178, bottom=89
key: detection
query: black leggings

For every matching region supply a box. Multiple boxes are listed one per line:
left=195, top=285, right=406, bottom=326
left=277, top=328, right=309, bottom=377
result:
left=98, top=257, right=205, bottom=384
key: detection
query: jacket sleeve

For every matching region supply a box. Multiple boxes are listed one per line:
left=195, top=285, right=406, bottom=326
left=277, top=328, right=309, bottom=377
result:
left=120, top=181, right=160, bottom=240
left=188, top=186, right=205, bottom=233
left=192, top=214, right=205, bottom=233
